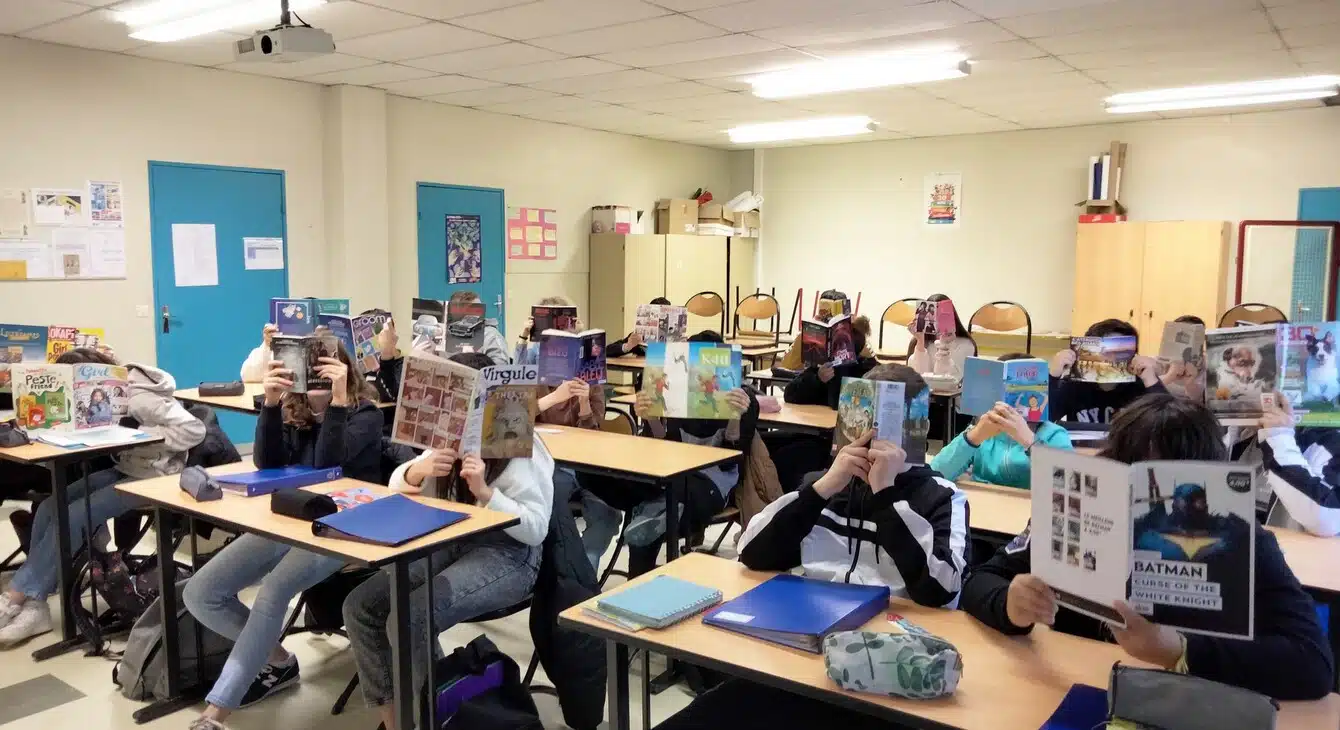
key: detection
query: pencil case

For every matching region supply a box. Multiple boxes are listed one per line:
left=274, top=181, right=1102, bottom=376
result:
left=271, top=490, right=338, bottom=522
left=1107, top=664, right=1277, bottom=730
left=199, top=381, right=245, bottom=397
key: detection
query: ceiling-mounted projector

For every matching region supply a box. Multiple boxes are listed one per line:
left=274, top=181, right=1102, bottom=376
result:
left=233, top=24, right=334, bottom=62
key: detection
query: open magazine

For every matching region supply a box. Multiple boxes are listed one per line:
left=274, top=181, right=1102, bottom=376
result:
left=1205, top=325, right=1277, bottom=422
left=834, top=377, right=930, bottom=464
left=641, top=341, right=742, bottom=419
left=634, top=304, right=688, bottom=344
left=391, top=353, right=538, bottom=459
left=1278, top=322, right=1340, bottom=427
left=1158, top=321, right=1206, bottom=400
left=1068, top=336, right=1137, bottom=383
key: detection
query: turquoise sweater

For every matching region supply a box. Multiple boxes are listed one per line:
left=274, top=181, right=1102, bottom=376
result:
left=930, top=422, right=1073, bottom=489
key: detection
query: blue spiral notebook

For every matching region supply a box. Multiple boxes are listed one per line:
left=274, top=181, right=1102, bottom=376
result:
left=702, top=574, right=889, bottom=653
left=1040, top=684, right=1107, bottom=730
left=596, top=576, right=722, bottom=629
left=312, top=493, right=468, bottom=547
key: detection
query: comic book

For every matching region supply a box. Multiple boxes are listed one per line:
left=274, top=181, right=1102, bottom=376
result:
left=913, top=299, right=956, bottom=337
left=270, top=298, right=315, bottom=336
left=317, top=314, right=358, bottom=365
left=961, top=357, right=1050, bottom=422
left=537, top=329, right=607, bottom=385
left=0, top=324, right=48, bottom=394
left=833, top=377, right=930, bottom=464
left=799, top=315, right=855, bottom=367
left=351, top=314, right=381, bottom=373
left=45, top=325, right=104, bottom=363
left=1205, top=325, right=1278, bottom=421
left=531, top=305, right=577, bottom=335
left=13, top=363, right=74, bottom=430
left=1158, top=322, right=1207, bottom=401
left=1278, top=322, right=1340, bottom=427
left=411, top=298, right=447, bottom=350
left=1068, top=336, right=1137, bottom=384
left=270, top=334, right=340, bottom=394
left=633, top=304, right=689, bottom=344
left=390, top=353, right=537, bottom=458
left=641, top=342, right=742, bottom=420
left=444, top=294, right=488, bottom=356
left=313, top=298, right=350, bottom=315
left=72, top=362, right=129, bottom=430
left=1030, top=447, right=1255, bottom=639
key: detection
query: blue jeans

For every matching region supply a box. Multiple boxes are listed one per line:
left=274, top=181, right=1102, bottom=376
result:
left=10, top=467, right=137, bottom=600
left=555, top=469, right=621, bottom=571
left=182, top=535, right=345, bottom=710
left=342, top=533, right=539, bottom=707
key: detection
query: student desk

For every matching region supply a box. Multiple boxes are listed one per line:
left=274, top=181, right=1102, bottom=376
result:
left=561, top=553, right=1340, bottom=730
left=607, top=355, right=646, bottom=373
left=0, top=434, right=165, bottom=662
left=116, top=463, right=518, bottom=729
left=607, top=394, right=837, bottom=438
left=739, top=344, right=787, bottom=369
left=173, top=384, right=395, bottom=415
left=743, top=368, right=794, bottom=392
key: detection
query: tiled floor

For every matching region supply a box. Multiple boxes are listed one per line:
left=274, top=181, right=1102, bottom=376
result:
left=0, top=501, right=726, bottom=729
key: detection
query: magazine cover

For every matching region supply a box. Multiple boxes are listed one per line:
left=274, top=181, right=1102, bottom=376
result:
left=350, top=314, right=381, bottom=373
left=1278, top=322, right=1340, bottom=426
left=799, top=315, right=854, bottom=367
left=13, top=363, right=74, bottom=430
left=531, top=305, right=577, bottom=334
left=473, top=364, right=539, bottom=459
left=641, top=341, right=743, bottom=419
left=0, top=324, right=48, bottom=394
left=1159, top=321, right=1207, bottom=401
left=1004, top=358, right=1049, bottom=423
left=537, top=330, right=606, bottom=385
left=1205, top=325, right=1278, bottom=420
left=270, top=335, right=340, bottom=394
left=270, top=299, right=315, bottom=336
left=411, top=298, right=447, bottom=349
left=45, top=325, right=104, bottom=362
left=1069, top=336, right=1137, bottom=383
left=913, top=299, right=955, bottom=337
left=317, top=314, right=358, bottom=371
left=960, top=357, right=1005, bottom=417
left=634, top=304, right=689, bottom=344
left=314, top=298, right=350, bottom=315
left=72, top=362, right=129, bottom=430
left=391, top=351, right=479, bottom=453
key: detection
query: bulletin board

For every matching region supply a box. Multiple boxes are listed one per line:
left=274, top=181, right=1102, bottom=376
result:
left=506, top=206, right=558, bottom=261
left=0, top=182, right=127, bottom=281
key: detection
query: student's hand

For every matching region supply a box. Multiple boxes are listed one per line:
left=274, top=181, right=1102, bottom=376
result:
left=725, top=388, right=750, bottom=415
left=966, top=413, right=1001, bottom=445
left=907, top=322, right=927, bottom=351
left=934, top=339, right=953, bottom=361
left=1112, top=600, right=1184, bottom=670
left=574, top=318, right=586, bottom=333
left=1006, top=574, right=1057, bottom=629
left=1050, top=349, right=1076, bottom=378
left=867, top=440, right=906, bottom=493
left=818, top=365, right=836, bottom=383
left=569, top=380, right=592, bottom=414
left=626, top=331, right=644, bottom=348
left=521, top=317, right=535, bottom=340
left=262, top=360, right=293, bottom=406
left=407, top=449, right=457, bottom=486
left=1130, top=354, right=1161, bottom=386
left=988, top=403, right=1034, bottom=448
left=378, top=319, right=398, bottom=360
left=634, top=391, right=655, bottom=420
left=814, top=430, right=872, bottom=498
left=1259, top=391, right=1295, bottom=429
left=317, top=357, right=349, bottom=406
left=261, top=323, right=278, bottom=349
left=461, top=454, right=493, bottom=504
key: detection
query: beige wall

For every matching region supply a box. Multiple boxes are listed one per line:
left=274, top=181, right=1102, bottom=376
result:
left=759, top=106, right=1340, bottom=336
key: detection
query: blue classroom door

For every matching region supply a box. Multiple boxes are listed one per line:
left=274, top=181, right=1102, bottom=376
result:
left=1298, top=188, right=1340, bottom=319
left=149, top=162, right=288, bottom=444
left=416, top=183, right=506, bottom=329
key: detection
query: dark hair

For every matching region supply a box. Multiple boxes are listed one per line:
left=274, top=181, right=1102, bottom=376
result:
left=864, top=363, right=928, bottom=406
left=650, top=297, right=671, bottom=306
left=996, top=352, right=1031, bottom=362
left=449, top=351, right=495, bottom=371
left=1098, top=394, right=1227, bottom=464
left=819, top=289, right=848, bottom=302
left=55, top=348, right=117, bottom=366
left=688, top=330, right=724, bottom=344
left=1174, top=315, right=1205, bottom=326
left=1086, top=318, right=1139, bottom=340
left=926, top=293, right=971, bottom=340
left=440, top=352, right=511, bottom=503
left=282, top=340, right=377, bottom=427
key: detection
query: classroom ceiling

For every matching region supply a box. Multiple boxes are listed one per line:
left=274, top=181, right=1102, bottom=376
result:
left=5, top=0, right=1340, bottom=148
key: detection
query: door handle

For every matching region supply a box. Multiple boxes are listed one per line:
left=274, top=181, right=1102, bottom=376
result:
left=494, top=295, right=503, bottom=319
left=1129, top=309, right=1134, bottom=318
left=1147, top=310, right=1153, bottom=319
left=161, top=305, right=171, bottom=334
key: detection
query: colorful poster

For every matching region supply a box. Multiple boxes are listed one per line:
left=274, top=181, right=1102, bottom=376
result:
left=923, top=172, right=961, bottom=227
left=506, top=206, right=558, bottom=260
left=446, top=214, right=482, bottom=284
left=87, top=180, right=123, bottom=228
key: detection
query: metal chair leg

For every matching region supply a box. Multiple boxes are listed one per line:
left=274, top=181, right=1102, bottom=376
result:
left=331, top=674, right=359, bottom=715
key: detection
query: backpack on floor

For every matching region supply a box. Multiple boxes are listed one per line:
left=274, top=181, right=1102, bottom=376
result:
left=71, top=550, right=190, bottom=652
left=113, top=578, right=234, bottom=702
left=425, top=635, right=543, bottom=730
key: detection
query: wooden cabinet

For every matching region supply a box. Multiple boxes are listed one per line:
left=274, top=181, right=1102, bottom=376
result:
left=665, top=235, right=728, bottom=308
left=1072, top=221, right=1230, bottom=355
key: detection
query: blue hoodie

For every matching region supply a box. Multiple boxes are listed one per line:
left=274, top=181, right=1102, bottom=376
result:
left=930, top=422, right=1073, bottom=488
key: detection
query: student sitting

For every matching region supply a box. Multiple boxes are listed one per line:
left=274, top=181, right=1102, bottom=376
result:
left=960, top=393, right=1334, bottom=701
left=775, top=290, right=872, bottom=372
left=1049, top=318, right=1164, bottom=424
left=239, top=323, right=279, bottom=383
left=184, top=345, right=383, bottom=729
left=782, top=315, right=877, bottom=408
left=514, top=295, right=584, bottom=363
left=907, top=293, right=977, bottom=381
left=437, top=291, right=509, bottom=365
left=607, top=296, right=672, bottom=358
left=931, top=356, right=1073, bottom=489
left=0, top=349, right=205, bottom=646
left=341, top=353, right=553, bottom=730
left=655, top=364, right=969, bottom=730
left=1258, top=394, right=1340, bottom=537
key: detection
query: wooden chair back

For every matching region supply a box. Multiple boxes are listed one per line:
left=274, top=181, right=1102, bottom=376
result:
left=878, top=298, right=921, bottom=349
left=969, top=301, right=1034, bottom=353
left=734, top=293, right=780, bottom=343
left=600, top=409, right=636, bottom=435
left=685, top=291, right=726, bottom=335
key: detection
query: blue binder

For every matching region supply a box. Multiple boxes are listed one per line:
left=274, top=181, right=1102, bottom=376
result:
left=1039, top=684, right=1107, bottom=730
left=215, top=466, right=343, bottom=497
left=312, top=493, right=469, bottom=547
left=703, top=574, right=889, bottom=653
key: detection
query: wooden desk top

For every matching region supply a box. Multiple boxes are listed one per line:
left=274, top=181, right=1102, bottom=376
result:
left=1268, top=526, right=1340, bottom=595
left=740, top=345, right=787, bottom=358
left=174, top=385, right=395, bottom=414
left=607, top=355, right=646, bottom=371
left=0, top=433, right=165, bottom=465
left=956, top=479, right=1032, bottom=539
left=608, top=394, right=836, bottom=433
left=116, top=462, right=519, bottom=567
left=562, top=553, right=1337, bottom=730
left=744, top=368, right=794, bottom=383
left=538, top=425, right=739, bottom=481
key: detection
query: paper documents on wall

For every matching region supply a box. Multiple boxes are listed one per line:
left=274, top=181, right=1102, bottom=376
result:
left=243, top=237, right=284, bottom=270
left=87, top=180, right=123, bottom=228
left=31, top=188, right=85, bottom=227
left=171, top=223, right=219, bottom=287
left=0, top=240, right=52, bottom=279
left=0, top=189, right=32, bottom=238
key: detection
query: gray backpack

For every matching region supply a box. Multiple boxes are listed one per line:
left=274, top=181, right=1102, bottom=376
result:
left=113, top=579, right=234, bottom=701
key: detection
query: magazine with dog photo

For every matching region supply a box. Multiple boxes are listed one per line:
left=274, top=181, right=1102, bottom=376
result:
left=1205, top=325, right=1278, bottom=422
left=391, top=353, right=539, bottom=459
left=1278, top=322, right=1340, bottom=427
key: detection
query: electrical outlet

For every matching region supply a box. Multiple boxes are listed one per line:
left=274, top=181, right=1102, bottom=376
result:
left=135, top=305, right=150, bottom=318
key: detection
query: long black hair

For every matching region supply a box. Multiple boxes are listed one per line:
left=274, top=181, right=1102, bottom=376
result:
left=439, top=351, right=513, bottom=505
left=1098, top=393, right=1227, bottom=464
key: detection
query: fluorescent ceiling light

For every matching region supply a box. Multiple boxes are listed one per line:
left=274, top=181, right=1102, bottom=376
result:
left=117, top=0, right=326, bottom=43
left=728, top=116, right=877, bottom=144
left=749, top=52, right=969, bottom=100
left=1105, top=75, right=1340, bottom=114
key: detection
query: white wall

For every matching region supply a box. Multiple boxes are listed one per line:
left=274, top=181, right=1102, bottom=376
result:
left=759, top=106, right=1340, bottom=335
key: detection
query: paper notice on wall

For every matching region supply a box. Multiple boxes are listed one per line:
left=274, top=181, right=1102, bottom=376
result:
left=88, top=229, right=126, bottom=278
left=242, top=237, right=284, bottom=270
left=50, top=227, right=92, bottom=278
left=0, top=239, right=52, bottom=278
left=87, top=180, right=124, bottom=228
left=171, top=223, right=219, bottom=287
left=31, top=188, right=85, bottom=227
left=0, top=189, right=32, bottom=238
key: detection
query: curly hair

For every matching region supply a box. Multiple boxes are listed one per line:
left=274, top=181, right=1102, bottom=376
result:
left=281, top=340, right=378, bottom=428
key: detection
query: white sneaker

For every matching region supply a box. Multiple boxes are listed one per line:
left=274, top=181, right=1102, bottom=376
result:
left=0, top=594, right=21, bottom=631
left=0, top=599, right=51, bottom=646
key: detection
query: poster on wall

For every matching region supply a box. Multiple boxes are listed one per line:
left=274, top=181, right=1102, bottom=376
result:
left=923, top=172, right=961, bottom=227
left=31, top=188, right=86, bottom=227
left=506, top=206, right=558, bottom=261
left=447, top=214, right=482, bottom=284
left=0, top=189, right=32, bottom=238
left=87, top=180, right=124, bottom=228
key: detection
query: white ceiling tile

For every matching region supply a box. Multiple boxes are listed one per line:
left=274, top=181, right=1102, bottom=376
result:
left=1093, top=63, right=1316, bottom=90
left=998, top=0, right=1261, bottom=37
left=646, top=48, right=816, bottom=79
left=1292, top=44, right=1340, bottom=65
left=301, top=62, right=438, bottom=84
left=67, top=0, right=122, bottom=5
left=953, top=0, right=1120, bottom=18
left=358, top=0, right=539, bottom=20
left=584, top=80, right=726, bottom=102
left=296, top=2, right=429, bottom=41
left=470, top=56, right=625, bottom=83
left=529, top=68, right=676, bottom=93
left=335, top=22, right=505, bottom=61
left=1262, top=0, right=1320, bottom=5
left=596, top=33, right=781, bottom=67
left=800, top=22, right=1019, bottom=59
left=922, top=70, right=1102, bottom=100
left=18, top=9, right=144, bottom=52
left=775, top=87, right=941, bottom=114
left=452, top=0, right=669, bottom=40
left=426, top=84, right=559, bottom=105
left=529, top=14, right=723, bottom=56
left=124, top=31, right=244, bottom=67
left=1031, top=18, right=1280, bottom=56
left=696, top=76, right=753, bottom=90
left=0, top=0, right=86, bottom=34
left=1282, top=22, right=1340, bottom=49
left=644, top=0, right=744, bottom=9
left=1062, top=48, right=1298, bottom=72
left=378, top=74, right=500, bottom=96
left=688, top=0, right=927, bottom=34
left=623, top=90, right=738, bottom=112
left=1266, top=0, right=1340, bottom=29
left=477, top=95, right=613, bottom=115
left=751, top=2, right=983, bottom=47
left=218, top=52, right=378, bottom=78
left=899, top=115, right=1021, bottom=137
left=399, top=42, right=563, bottom=72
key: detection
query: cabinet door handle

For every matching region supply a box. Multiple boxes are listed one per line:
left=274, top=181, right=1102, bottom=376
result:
left=1129, top=309, right=1134, bottom=318
left=1147, top=310, right=1153, bottom=318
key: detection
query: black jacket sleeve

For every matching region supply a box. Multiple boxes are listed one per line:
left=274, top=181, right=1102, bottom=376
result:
left=252, top=404, right=287, bottom=470
left=1184, top=527, right=1335, bottom=700
left=874, top=481, right=969, bottom=608
left=313, top=402, right=386, bottom=483
left=1048, top=376, right=1077, bottom=422
left=783, top=366, right=831, bottom=406
left=961, top=525, right=1033, bottom=635
left=738, top=484, right=828, bottom=572
left=607, top=334, right=641, bottom=359
left=377, top=356, right=403, bottom=400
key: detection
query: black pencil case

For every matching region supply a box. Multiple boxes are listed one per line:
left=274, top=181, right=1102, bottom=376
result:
left=271, top=490, right=338, bottom=522
left=199, top=381, right=245, bottom=397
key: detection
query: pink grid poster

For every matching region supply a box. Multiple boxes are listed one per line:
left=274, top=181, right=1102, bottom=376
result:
left=506, top=206, right=558, bottom=260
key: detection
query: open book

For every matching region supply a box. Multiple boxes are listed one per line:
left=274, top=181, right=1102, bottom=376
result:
left=960, top=357, right=1049, bottom=422
left=799, top=315, right=854, bottom=367
left=391, top=353, right=538, bottom=458
left=1158, top=321, right=1206, bottom=400
left=1205, top=324, right=1277, bottom=422
left=531, top=304, right=577, bottom=335
left=537, top=329, right=606, bottom=385
left=834, top=377, right=930, bottom=464
left=914, top=299, right=955, bottom=336
left=634, top=304, right=688, bottom=344
left=317, top=314, right=378, bottom=374
left=271, top=334, right=340, bottom=394
left=641, top=342, right=742, bottom=419
left=270, top=298, right=315, bottom=336
left=1068, top=336, right=1137, bottom=383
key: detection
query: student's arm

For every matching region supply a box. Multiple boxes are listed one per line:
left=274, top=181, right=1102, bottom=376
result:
left=239, top=346, right=269, bottom=383
left=960, top=533, right=1035, bottom=635
left=377, top=356, right=403, bottom=400
left=782, top=366, right=830, bottom=406
left=129, top=395, right=206, bottom=454
left=578, top=382, right=605, bottom=430
left=929, top=431, right=980, bottom=481
left=388, top=451, right=431, bottom=494
left=482, top=446, right=555, bottom=546
left=607, top=334, right=632, bottom=359
left=313, top=403, right=385, bottom=481
left=1183, top=528, right=1334, bottom=700
left=737, top=484, right=827, bottom=572
left=253, top=405, right=287, bottom=469
left=1037, top=423, right=1074, bottom=450
left=723, top=390, right=759, bottom=451
left=482, top=326, right=511, bottom=366
left=872, top=481, right=969, bottom=607
left=1260, top=427, right=1340, bottom=537
left=907, top=344, right=932, bottom=374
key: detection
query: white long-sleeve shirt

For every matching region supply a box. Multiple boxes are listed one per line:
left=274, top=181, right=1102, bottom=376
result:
left=907, top=337, right=975, bottom=381
left=240, top=345, right=268, bottom=383
left=388, top=439, right=555, bottom=546
left=1259, top=426, right=1340, bottom=538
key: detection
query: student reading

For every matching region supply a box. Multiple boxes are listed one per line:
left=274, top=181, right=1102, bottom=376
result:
left=1050, top=318, right=1164, bottom=424
left=907, top=293, right=977, bottom=381
left=960, top=393, right=1334, bottom=701
left=1257, top=392, right=1340, bottom=537
left=184, top=343, right=383, bottom=730
left=607, top=296, right=672, bottom=358
left=654, top=363, right=969, bottom=729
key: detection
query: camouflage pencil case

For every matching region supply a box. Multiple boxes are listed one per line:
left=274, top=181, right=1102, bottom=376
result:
left=823, top=629, right=963, bottom=700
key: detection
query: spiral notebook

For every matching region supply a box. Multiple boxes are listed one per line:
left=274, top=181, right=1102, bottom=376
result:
left=596, top=576, right=722, bottom=629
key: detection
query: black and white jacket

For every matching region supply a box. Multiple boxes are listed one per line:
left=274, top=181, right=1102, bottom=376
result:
left=737, top=466, right=970, bottom=608
left=1259, top=426, right=1340, bottom=537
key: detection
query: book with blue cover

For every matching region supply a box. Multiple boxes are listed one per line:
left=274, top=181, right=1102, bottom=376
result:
left=312, top=493, right=469, bottom=547
left=703, top=574, right=890, bottom=653
left=596, top=575, right=722, bottom=629
left=960, top=357, right=1005, bottom=418
left=270, top=298, right=315, bottom=336
left=961, top=357, right=1050, bottom=422
left=537, top=329, right=607, bottom=385
left=216, top=466, right=343, bottom=497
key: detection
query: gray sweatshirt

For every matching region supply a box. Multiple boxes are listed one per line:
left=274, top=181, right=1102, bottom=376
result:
left=114, top=363, right=207, bottom=479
